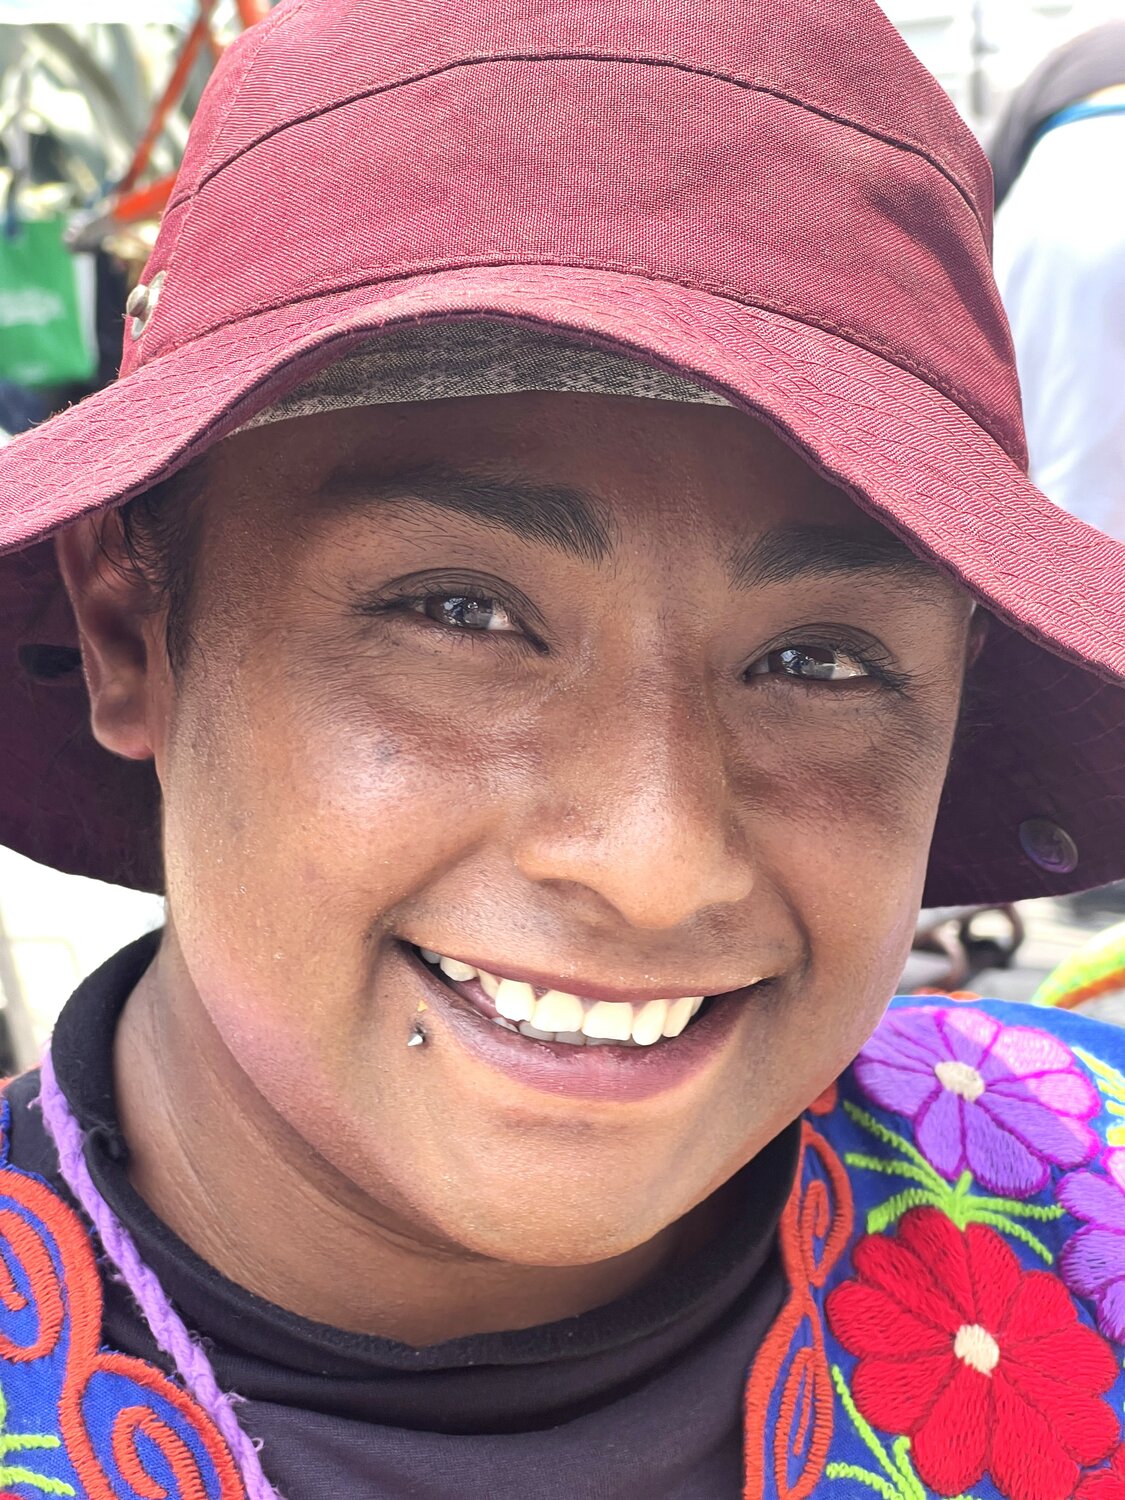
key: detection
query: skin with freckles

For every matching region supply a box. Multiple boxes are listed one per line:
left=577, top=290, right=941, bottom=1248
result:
left=56, top=393, right=975, bottom=1346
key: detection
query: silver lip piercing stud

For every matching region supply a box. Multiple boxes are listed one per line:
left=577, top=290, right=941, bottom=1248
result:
left=407, top=1024, right=427, bottom=1048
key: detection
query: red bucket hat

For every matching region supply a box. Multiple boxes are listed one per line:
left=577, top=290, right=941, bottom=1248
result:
left=1, top=0, right=1123, bottom=904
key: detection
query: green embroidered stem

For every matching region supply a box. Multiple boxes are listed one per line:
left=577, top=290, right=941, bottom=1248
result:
left=830, top=1363, right=991, bottom=1500
left=829, top=1366, right=947, bottom=1500
left=966, top=1197, right=1066, bottom=1222
left=844, top=1153, right=943, bottom=1188
left=831, top=1365, right=902, bottom=1486
left=968, top=1210, right=1054, bottom=1263
left=0, top=1467, right=75, bottom=1495
left=843, top=1103, right=941, bottom=1178
left=0, top=1435, right=65, bottom=1454
left=825, top=1462, right=903, bottom=1499
left=889, top=1437, right=926, bottom=1500
left=845, top=1098, right=1066, bottom=1249
left=0, top=1382, right=73, bottom=1496
left=865, top=1188, right=942, bottom=1234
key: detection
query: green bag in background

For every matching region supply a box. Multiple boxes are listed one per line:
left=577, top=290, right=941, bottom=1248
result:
left=0, top=215, right=96, bottom=388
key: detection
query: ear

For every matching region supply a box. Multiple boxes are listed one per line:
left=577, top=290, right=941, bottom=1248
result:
left=55, top=512, right=167, bottom=763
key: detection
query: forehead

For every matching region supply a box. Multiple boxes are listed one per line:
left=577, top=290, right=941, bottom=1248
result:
left=215, top=391, right=887, bottom=532
left=200, top=391, right=948, bottom=599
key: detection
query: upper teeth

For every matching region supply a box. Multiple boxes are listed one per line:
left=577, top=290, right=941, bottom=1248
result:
left=418, top=949, right=706, bottom=1046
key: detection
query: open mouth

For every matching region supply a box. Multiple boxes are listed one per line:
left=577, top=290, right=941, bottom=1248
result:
left=410, top=945, right=747, bottom=1048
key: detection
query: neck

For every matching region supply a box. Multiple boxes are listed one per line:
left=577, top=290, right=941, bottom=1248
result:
left=111, top=932, right=727, bottom=1345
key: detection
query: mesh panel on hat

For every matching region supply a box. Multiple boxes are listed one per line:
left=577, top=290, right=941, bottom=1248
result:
left=240, top=319, right=732, bottom=427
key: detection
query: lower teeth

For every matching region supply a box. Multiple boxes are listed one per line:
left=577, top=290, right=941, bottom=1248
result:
left=510, top=1020, right=639, bottom=1047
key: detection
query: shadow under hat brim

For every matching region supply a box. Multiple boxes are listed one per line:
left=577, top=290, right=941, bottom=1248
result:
left=1, top=263, right=1123, bottom=903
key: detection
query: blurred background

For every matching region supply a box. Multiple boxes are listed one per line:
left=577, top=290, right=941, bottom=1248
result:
left=0, top=0, right=1123, bottom=1066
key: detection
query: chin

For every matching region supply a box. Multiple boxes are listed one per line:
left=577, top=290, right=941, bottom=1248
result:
left=446, top=1190, right=678, bottom=1268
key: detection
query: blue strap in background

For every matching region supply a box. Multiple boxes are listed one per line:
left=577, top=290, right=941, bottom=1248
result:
left=1031, top=98, right=1125, bottom=148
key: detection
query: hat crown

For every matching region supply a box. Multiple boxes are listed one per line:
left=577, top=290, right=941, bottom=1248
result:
left=172, top=0, right=992, bottom=218
left=122, top=0, right=1021, bottom=463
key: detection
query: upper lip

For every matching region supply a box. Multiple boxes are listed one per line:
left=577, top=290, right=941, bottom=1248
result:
left=407, top=942, right=764, bottom=1005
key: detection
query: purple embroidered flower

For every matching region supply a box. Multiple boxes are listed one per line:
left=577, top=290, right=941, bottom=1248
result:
left=1060, top=1149, right=1125, bottom=1342
left=855, top=1007, right=1099, bottom=1197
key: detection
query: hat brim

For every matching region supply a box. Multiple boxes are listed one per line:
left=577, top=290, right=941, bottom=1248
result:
left=2, top=264, right=1123, bottom=902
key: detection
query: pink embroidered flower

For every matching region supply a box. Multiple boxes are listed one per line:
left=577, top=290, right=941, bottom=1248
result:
left=1060, top=1148, right=1125, bottom=1342
left=1076, top=1446, right=1125, bottom=1499
left=855, top=1007, right=1099, bottom=1196
left=827, top=1208, right=1120, bottom=1500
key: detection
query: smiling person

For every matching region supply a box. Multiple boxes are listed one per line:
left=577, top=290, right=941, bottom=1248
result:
left=0, top=3, right=1124, bottom=1500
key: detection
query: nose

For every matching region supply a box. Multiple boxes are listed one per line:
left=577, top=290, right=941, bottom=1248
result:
left=513, top=679, right=756, bottom=931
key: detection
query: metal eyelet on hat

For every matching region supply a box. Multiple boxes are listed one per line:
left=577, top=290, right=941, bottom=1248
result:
left=126, top=270, right=166, bottom=340
left=1019, top=818, right=1079, bottom=875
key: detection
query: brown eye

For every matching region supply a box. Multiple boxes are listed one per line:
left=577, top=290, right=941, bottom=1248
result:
left=414, top=594, right=518, bottom=633
left=746, top=645, right=870, bottom=682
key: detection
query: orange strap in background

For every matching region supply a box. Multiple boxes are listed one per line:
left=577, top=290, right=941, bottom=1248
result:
left=110, top=0, right=272, bottom=225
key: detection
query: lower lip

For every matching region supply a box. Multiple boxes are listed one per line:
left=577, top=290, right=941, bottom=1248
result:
left=402, top=946, right=754, bottom=1103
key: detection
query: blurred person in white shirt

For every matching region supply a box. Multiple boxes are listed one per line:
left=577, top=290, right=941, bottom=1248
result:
left=991, top=28, right=1125, bottom=541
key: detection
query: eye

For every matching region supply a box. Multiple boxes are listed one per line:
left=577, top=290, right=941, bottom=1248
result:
left=746, top=645, right=871, bottom=682
left=411, top=592, right=519, bottom=633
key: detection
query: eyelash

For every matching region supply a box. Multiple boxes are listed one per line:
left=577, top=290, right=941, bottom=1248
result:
left=359, top=586, right=910, bottom=693
left=357, top=580, right=545, bottom=651
left=744, top=636, right=910, bottom=694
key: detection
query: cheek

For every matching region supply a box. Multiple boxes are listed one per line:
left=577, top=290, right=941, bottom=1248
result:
left=157, top=648, right=503, bottom=1043
left=746, top=693, right=955, bottom=886
left=739, top=700, right=957, bottom=1031
left=167, top=647, right=487, bottom=879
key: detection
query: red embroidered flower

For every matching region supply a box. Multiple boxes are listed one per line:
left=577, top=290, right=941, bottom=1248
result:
left=826, top=1208, right=1119, bottom=1500
left=1077, top=1448, right=1125, bottom=1500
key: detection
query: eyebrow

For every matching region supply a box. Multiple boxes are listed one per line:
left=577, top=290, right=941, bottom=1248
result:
left=319, top=466, right=942, bottom=592
left=317, top=464, right=613, bottom=564
left=730, top=523, right=943, bottom=591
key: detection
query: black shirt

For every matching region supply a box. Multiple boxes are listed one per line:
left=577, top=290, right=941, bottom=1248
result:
left=5, top=935, right=798, bottom=1498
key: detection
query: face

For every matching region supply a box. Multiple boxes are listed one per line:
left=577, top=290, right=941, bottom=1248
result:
left=68, top=394, right=974, bottom=1267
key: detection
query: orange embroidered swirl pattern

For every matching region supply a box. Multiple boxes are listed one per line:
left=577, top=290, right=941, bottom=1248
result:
left=0, top=1114, right=246, bottom=1499
left=743, top=1087, right=854, bottom=1500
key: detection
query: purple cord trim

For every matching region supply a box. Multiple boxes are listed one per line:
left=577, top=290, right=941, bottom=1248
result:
left=36, top=1046, right=283, bottom=1500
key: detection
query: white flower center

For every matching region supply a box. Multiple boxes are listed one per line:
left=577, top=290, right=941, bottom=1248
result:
left=954, top=1323, right=1000, bottom=1375
left=934, top=1059, right=986, bottom=1102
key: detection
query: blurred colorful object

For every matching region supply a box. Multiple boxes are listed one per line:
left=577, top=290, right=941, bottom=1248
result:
left=0, top=213, right=94, bottom=385
left=1034, top=919, right=1125, bottom=1009
left=0, top=4, right=196, bottom=18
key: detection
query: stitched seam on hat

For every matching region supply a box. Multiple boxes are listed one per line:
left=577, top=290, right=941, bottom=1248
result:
left=165, top=51, right=985, bottom=234
left=150, top=255, right=1015, bottom=453
left=154, top=0, right=308, bottom=344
